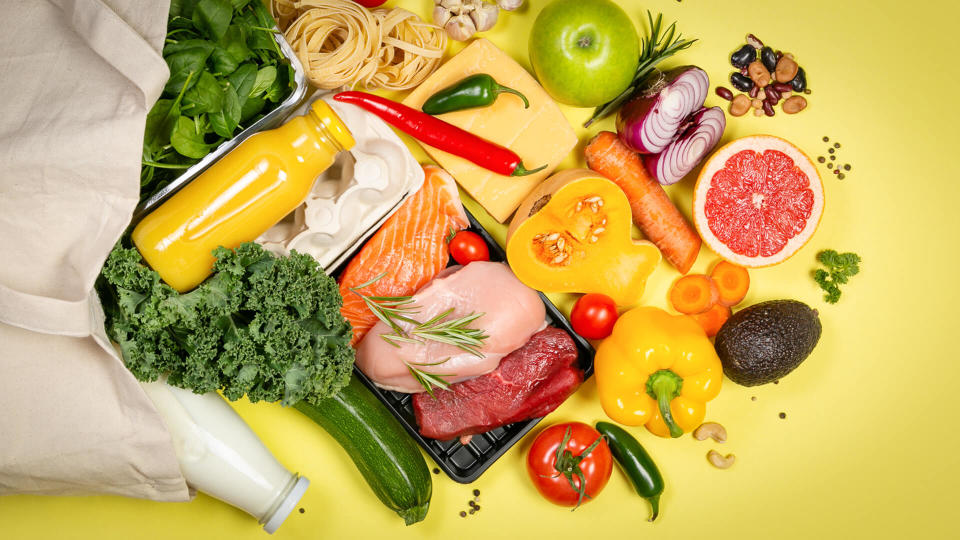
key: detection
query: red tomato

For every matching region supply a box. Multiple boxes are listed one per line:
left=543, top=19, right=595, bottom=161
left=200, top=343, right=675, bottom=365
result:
left=448, top=230, right=490, bottom=265
left=570, top=293, right=619, bottom=339
left=351, top=0, right=388, bottom=7
left=526, top=422, right=612, bottom=507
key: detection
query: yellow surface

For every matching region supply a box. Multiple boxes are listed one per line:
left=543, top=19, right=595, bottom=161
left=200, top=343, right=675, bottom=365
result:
left=4, top=0, right=959, bottom=538
left=402, top=38, right=577, bottom=223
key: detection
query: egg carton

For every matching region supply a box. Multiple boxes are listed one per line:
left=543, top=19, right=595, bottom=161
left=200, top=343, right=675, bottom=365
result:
left=257, top=95, right=424, bottom=271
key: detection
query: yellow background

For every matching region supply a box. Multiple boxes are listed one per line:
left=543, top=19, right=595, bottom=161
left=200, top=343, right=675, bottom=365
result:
left=3, top=0, right=959, bottom=538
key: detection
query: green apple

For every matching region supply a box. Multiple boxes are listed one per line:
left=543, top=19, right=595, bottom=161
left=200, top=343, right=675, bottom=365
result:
left=529, top=0, right=640, bottom=107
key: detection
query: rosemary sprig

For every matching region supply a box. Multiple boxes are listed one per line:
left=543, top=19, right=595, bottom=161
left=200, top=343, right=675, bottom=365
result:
left=349, top=272, right=421, bottom=336
left=384, top=309, right=488, bottom=357
left=350, top=273, right=489, bottom=357
left=583, top=11, right=698, bottom=127
left=405, top=358, right=454, bottom=398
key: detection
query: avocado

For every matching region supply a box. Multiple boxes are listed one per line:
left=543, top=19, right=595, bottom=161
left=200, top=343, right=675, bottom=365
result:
left=714, top=300, right=821, bottom=386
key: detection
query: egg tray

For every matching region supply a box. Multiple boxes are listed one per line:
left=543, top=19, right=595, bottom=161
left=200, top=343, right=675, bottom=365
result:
left=338, top=208, right=595, bottom=484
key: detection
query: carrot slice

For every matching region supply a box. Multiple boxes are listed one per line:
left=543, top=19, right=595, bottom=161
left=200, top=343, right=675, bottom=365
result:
left=585, top=131, right=702, bottom=274
left=669, top=275, right=719, bottom=315
left=709, top=261, right=750, bottom=307
left=693, top=304, right=732, bottom=338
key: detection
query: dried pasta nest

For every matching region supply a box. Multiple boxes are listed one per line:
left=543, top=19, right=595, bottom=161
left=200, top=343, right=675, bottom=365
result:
left=271, top=0, right=447, bottom=91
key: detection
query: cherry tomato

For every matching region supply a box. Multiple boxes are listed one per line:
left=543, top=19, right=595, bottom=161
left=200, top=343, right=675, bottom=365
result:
left=570, top=293, right=619, bottom=339
left=526, top=422, right=612, bottom=508
left=448, top=230, right=490, bottom=265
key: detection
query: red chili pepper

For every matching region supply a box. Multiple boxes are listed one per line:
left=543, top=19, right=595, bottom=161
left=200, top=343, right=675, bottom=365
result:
left=333, top=91, right=546, bottom=177
left=351, top=0, right=388, bottom=7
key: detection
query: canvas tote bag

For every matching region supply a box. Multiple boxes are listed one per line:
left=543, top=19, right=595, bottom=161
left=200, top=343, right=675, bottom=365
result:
left=0, top=0, right=188, bottom=500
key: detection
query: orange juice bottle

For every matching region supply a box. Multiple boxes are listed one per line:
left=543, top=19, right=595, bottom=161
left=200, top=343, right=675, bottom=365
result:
left=133, top=100, right=354, bottom=292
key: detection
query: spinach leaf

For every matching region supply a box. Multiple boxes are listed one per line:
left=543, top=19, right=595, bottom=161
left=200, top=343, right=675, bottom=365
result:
left=250, top=66, right=277, bottom=97
left=229, top=0, right=253, bottom=9
left=164, top=42, right=214, bottom=94
left=240, top=96, right=266, bottom=123
left=163, top=38, right=214, bottom=57
left=171, top=116, right=215, bottom=159
left=183, top=70, right=224, bottom=114
left=192, top=0, right=233, bottom=42
left=210, top=24, right=251, bottom=75
left=228, top=63, right=258, bottom=105
left=169, top=0, right=199, bottom=18
left=143, top=99, right=180, bottom=151
left=210, top=85, right=241, bottom=139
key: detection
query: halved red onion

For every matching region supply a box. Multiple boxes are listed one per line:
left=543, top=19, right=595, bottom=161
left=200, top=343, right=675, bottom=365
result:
left=616, top=66, right=709, bottom=154
left=643, top=106, right=725, bottom=185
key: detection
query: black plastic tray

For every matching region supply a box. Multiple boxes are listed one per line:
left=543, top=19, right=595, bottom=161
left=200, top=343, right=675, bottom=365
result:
left=336, top=208, right=595, bottom=483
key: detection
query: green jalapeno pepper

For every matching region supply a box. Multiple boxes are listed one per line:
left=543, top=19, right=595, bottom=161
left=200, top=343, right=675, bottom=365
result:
left=595, top=421, right=665, bottom=521
left=421, top=73, right=530, bottom=115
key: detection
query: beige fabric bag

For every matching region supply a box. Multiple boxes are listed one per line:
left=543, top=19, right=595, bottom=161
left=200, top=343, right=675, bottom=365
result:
left=0, top=0, right=188, bottom=500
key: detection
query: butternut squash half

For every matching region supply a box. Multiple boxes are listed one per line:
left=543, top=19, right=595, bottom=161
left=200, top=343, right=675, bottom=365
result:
left=506, top=169, right=661, bottom=306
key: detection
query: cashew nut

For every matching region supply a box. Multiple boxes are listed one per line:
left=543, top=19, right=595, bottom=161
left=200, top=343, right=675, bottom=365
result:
left=693, top=422, right=727, bottom=443
left=707, top=450, right=735, bottom=469
left=471, top=2, right=499, bottom=32
left=445, top=14, right=477, bottom=41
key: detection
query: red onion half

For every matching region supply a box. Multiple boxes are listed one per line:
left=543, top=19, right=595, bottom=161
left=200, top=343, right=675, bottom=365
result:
left=616, top=66, right=709, bottom=154
left=643, top=106, right=725, bottom=185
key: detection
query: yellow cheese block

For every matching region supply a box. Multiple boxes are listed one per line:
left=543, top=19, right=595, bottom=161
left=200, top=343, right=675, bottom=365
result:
left=402, top=39, right=577, bottom=223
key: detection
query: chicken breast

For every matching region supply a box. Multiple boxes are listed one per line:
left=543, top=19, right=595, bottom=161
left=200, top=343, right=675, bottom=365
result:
left=355, top=261, right=546, bottom=393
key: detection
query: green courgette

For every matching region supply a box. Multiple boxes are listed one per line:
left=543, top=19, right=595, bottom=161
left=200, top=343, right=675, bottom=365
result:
left=294, top=376, right=432, bottom=525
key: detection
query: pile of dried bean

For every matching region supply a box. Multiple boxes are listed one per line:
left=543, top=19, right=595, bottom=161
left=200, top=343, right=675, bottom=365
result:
left=715, top=34, right=811, bottom=117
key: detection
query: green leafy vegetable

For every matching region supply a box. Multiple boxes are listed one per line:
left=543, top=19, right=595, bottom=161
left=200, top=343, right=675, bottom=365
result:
left=97, top=242, right=354, bottom=406
left=141, top=0, right=294, bottom=203
left=813, top=249, right=861, bottom=304
left=584, top=12, right=697, bottom=127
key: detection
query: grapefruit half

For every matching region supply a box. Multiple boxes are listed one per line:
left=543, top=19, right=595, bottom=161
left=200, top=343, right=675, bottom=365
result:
left=693, top=135, right=824, bottom=267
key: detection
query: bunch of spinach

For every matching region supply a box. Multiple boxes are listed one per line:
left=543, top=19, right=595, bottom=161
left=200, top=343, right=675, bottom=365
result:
left=141, top=0, right=295, bottom=202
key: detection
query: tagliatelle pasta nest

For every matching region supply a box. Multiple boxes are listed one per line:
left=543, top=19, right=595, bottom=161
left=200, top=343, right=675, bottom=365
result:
left=271, top=0, right=447, bottom=91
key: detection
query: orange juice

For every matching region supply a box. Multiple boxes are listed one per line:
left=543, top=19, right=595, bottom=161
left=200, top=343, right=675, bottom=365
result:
left=133, top=100, right=354, bottom=292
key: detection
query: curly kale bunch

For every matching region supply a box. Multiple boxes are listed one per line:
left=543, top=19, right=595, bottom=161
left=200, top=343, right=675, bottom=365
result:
left=98, top=242, right=354, bottom=406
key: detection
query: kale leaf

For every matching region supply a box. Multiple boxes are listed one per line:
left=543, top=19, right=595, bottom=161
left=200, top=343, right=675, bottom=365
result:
left=98, top=242, right=354, bottom=406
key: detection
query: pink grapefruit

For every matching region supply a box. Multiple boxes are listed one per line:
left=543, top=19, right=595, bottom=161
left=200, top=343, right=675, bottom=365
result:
left=693, top=135, right=824, bottom=267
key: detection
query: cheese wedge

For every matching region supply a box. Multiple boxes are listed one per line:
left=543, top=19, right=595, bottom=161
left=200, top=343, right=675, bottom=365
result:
left=403, top=39, right=577, bottom=223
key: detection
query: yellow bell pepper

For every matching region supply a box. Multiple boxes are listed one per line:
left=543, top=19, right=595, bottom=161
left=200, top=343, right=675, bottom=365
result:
left=595, top=307, right=723, bottom=438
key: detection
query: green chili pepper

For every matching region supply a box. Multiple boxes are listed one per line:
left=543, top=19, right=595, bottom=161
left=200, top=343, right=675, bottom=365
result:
left=421, top=74, right=530, bottom=115
left=595, top=421, right=665, bottom=522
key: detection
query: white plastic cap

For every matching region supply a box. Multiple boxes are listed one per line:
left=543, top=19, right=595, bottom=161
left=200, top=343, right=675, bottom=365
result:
left=262, top=476, right=310, bottom=534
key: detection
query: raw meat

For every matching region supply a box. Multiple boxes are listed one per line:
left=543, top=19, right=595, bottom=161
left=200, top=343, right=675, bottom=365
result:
left=355, top=261, right=547, bottom=393
left=413, top=327, right=582, bottom=440
left=339, top=165, right=468, bottom=345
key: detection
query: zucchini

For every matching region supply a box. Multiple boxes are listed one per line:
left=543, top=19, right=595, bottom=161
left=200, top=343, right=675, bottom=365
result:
left=294, top=376, right=432, bottom=525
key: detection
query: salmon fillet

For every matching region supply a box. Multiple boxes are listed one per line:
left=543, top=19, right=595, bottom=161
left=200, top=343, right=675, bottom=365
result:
left=339, top=165, right=468, bottom=345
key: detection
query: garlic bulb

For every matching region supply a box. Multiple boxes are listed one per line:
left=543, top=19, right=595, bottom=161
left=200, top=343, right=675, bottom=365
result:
left=433, top=5, right=453, bottom=27
left=471, top=2, right=499, bottom=32
left=497, top=0, right=523, bottom=11
left=445, top=13, right=477, bottom=41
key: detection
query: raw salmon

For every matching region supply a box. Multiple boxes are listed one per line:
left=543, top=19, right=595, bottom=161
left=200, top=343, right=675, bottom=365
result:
left=339, top=165, right=468, bottom=345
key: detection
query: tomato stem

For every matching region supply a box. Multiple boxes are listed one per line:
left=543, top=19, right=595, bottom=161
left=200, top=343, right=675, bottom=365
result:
left=551, top=426, right=605, bottom=510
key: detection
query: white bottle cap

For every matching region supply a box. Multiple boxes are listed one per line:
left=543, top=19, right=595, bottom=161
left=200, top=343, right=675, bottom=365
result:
left=262, top=476, right=310, bottom=534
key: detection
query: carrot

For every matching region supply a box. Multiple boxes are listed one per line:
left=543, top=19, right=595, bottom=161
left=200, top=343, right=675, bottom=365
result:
left=669, top=274, right=719, bottom=315
left=692, top=304, right=732, bottom=338
left=585, top=131, right=701, bottom=274
left=709, top=260, right=750, bottom=307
